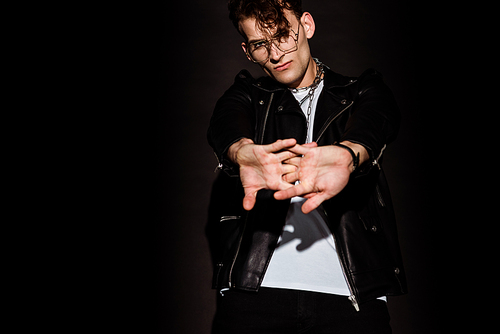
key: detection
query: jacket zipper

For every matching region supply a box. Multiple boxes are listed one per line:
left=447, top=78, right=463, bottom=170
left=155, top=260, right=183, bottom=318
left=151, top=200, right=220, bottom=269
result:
left=314, top=101, right=364, bottom=311
left=214, top=152, right=223, bottom=172
left=228, top=214, right=248, bottom=288
left=372, top=144, right=386, bottom=170
left=314, top=101, right=354, bottom=143
left=324, top=208, right=360, bottom=311
left=375, top=184, right=386, bottom=207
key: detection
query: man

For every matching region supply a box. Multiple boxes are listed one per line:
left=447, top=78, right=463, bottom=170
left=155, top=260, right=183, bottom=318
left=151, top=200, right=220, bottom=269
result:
left=206, top=1, right=407, bottom=333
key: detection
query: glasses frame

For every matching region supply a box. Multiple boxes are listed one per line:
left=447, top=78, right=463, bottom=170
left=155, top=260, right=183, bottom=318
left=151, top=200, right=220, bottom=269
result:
left=245, top=24, right=301, bottom=63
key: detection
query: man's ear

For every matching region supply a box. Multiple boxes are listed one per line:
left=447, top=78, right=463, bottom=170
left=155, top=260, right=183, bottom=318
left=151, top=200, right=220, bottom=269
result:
left=241, top=42, right=251, bottom=61
left=301, top=12, right=315, bottom=39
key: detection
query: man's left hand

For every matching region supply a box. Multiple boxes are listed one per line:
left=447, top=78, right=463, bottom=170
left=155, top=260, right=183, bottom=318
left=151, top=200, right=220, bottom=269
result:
left=275, top=141, right=368, bottom=214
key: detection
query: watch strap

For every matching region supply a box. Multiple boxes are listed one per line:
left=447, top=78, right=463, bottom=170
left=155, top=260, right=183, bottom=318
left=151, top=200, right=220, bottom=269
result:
left=333, top=142, right=360, bottom=172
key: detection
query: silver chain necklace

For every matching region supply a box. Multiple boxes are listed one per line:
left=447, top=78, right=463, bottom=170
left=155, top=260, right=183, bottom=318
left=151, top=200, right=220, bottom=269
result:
left=289, top=58, right=326, bottom=142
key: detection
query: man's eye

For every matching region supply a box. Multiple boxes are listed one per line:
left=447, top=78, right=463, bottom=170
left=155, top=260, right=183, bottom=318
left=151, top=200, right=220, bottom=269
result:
left=252, top=41, right=267, bottom=49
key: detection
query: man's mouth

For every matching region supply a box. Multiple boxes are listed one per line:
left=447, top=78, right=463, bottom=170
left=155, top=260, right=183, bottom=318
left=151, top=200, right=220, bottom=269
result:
left=274, top=61, right=292, bottom=72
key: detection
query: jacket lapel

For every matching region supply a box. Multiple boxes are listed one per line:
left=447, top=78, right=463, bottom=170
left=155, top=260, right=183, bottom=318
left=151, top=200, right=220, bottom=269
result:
left=274, top=89, right=307, bottom=144
left=312, top=69, right=357, bottom=143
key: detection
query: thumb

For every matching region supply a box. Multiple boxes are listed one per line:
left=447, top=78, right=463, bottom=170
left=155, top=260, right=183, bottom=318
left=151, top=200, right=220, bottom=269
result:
left=302, top=141, right=318, bottom=148
left=243, top=191, right=257, bottom=211
left=300, top=193, right=328, bottom=214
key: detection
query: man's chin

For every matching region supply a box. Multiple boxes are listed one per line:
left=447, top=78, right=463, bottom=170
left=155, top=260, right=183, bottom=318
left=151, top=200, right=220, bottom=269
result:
left=267, top=71, right=300, bottom=88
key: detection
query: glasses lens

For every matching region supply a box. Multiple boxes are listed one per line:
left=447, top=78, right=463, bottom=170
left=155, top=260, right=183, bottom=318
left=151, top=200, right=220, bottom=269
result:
left=248, top=30, right=298, bottom=63
left=276, top=32, right=296, bottom=51
left=249, top=42, right=269, bottom=62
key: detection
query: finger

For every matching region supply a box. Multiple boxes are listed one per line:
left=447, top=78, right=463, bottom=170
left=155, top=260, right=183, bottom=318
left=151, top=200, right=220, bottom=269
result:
left=274, top=182, right=309, bottom=200
left=277, top=180, right=295, bottom=191
left=282, top=157, right=301, bottom=168
left=301, top=192, right=329, bottom=214
left=282, top=172, right=299, bottom=184
left=284, top=144, right=314, bottom=156
left=264, top=138, right=297, bottom=154
left=275, top=150, right=300, bottom=162
left=281, top=164, right=297, bottom=175
left=281, top=171, right=299, bottom=184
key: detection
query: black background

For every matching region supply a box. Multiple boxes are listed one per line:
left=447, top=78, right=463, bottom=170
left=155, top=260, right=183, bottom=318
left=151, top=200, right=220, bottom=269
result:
left=115, top=0, right=474, bottom=333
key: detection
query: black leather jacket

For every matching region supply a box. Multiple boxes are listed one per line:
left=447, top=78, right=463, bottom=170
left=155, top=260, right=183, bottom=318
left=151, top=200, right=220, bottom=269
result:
left=206, top=67, right=407, bottom=308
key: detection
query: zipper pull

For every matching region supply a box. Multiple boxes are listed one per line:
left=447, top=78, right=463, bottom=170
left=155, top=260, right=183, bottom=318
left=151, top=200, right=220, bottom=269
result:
left=213, top=152, right=223, bottom=173
left=214, top=163, right=223, bottom=173
left=372, top=144, right=387, bottom=170
left=348, top=295, right=360, bottom=312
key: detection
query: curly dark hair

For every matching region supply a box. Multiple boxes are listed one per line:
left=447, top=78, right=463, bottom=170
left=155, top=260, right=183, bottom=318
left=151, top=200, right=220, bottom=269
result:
left=228, top=0, right=303, bottom=39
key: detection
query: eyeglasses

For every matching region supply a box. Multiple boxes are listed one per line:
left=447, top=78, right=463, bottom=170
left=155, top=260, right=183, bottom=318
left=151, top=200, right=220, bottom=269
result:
left=245, top=24, right=300, bottom=63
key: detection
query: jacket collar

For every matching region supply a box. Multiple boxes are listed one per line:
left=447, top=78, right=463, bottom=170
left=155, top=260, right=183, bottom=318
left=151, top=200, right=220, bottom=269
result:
left=323, top=67, right=357, bottom=89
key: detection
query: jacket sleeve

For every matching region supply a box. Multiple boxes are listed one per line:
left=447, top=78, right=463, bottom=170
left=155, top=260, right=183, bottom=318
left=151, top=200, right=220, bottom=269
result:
left=207, top=70, right=256, bottom=171
left=340, top=69, right=401, bottom=173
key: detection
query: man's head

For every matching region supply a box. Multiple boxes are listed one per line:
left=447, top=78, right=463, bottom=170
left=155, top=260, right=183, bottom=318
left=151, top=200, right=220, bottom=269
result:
left=228, top=0, right=317, bottom=88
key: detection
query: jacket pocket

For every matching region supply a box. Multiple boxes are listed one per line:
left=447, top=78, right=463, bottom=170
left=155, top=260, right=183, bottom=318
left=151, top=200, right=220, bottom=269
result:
left=218, top=216, right=243, bottom=248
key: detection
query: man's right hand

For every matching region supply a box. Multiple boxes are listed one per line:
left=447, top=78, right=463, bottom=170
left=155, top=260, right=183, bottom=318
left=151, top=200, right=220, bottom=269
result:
left=228, top=138, right=299, bottom=211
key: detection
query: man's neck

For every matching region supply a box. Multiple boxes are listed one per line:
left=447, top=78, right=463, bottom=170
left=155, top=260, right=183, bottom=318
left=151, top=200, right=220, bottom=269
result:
left=288, top=57, right=318, bottom=89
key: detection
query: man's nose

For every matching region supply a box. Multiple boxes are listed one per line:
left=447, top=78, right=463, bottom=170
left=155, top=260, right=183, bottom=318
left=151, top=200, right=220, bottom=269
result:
left=269, top=43, right=285, bottom=64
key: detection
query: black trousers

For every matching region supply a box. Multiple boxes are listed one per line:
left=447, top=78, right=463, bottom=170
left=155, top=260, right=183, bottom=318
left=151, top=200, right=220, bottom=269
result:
left=212, top=288, right=391, bottom=334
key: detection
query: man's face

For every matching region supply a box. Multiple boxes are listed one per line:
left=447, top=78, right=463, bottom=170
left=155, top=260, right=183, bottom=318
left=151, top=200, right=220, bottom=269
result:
left=239, top=11, right=316, bottom=88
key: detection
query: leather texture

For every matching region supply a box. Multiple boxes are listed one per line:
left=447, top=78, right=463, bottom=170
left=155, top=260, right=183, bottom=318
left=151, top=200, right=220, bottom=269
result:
left=206, top=67, right=407, bottom=305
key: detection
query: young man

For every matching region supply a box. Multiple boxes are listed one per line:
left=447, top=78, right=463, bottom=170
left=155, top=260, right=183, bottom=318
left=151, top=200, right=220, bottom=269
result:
left=207, top=1, right=407, bottom=333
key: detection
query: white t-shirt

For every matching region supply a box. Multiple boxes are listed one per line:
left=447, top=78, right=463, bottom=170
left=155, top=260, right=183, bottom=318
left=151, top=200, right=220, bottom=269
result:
left=261, top=80, right=351, bottom=296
